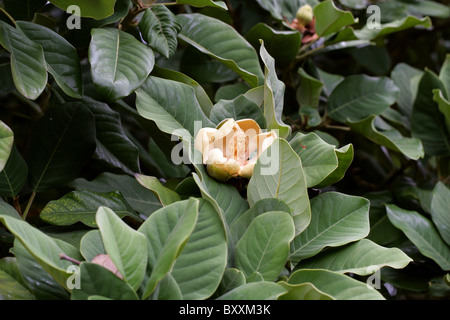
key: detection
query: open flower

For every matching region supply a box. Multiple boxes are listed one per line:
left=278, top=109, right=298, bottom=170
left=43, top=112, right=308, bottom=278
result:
left=195, top=118, right=277, bottom=181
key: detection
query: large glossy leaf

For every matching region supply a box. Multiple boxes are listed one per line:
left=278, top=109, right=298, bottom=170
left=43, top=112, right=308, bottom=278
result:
left=260, top=42, right=291, bottom=138
left=314, top=0, right=357, bottom=37
left=245, top=23, right=301, bottom=68
left=71, top=173, right=162, bottom=218
left=177, top=13, right=264, bottom=88
left=431, top=182, right=450, bottom=246
left=139, top=5, right=181, bottom=59
left=71, top=262, right=138, bottom=300
left=16, top=21, right=83, bottom=98
left=48, top=0, right=117, bottom=20
left=0, top=120, right=13, bottom=173
left=296, top=68, right=324, bottom=109
left=315, top=143, right=353, bottom=188
left=96, top=207, right=147, bottom=291
left=290, top=132, right=338, bottom=188
left=386, top=204, right=450, bottom=271
left=217, top=282, right=287, bottom=300
left=247, top=139, right=310, bottom=235
left=287, top=269, right=385, bottom=300
left=235, top=211, right=295, bottom=282
left=327, top=75, right=399, bottom=123
left=0, top=214, right=82, bottom=290
left=0, top=257, right=34, bottom=300
left=39, top=190, right=140, bottom=228
left=80, top=230, right=105, bottom=262
left=296, top=239, right=412, bottom=275
left=411, top=70, right=450, bottom=156
left=176, top=0, right=227, bottom=9
left=347, top=115, right=424, bottom=160
left=278, top=282, right=334, bottom=300
left=0, top=21, right=47, bottom=100
left=0, top=146, right=28, bottom=197
left=433, top=89, right=450, bottom=132
left=440, top=54, right=450, bottom=97
left=213, top=268, right=246, bottom=298
left=135, top=174, right=181, bottom=206
left=355, top=15, right=432, bottom=41
left=26, top=102, right=96, bottom=192
left=89, top=28, right=155, bottom=101
left=135, top=76, right=213, bottom=138
left=255, top=0, right=319, bottom=22
left=83, top=98, right=140, bottom=175
left=290, top=192, right=370, bottom=264
left=167, top=199, right=227, bottom=300
left=0, top=198, right=20, bottom=219
left=138, top=198, right=199, bottom=299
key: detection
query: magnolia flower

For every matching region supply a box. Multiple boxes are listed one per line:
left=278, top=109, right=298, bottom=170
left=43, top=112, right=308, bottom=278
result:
left=195, top=118, right=277, bottom=181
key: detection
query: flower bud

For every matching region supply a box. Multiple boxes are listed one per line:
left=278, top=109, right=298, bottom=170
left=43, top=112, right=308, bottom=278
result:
left=296, top=4, right=314, bottom=27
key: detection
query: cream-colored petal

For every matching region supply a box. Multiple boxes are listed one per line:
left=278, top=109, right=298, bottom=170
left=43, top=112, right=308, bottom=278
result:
left=239, top=161, right=255, bottom=178
left=237, top=119, right=261, bottom=156
left=194, top=128, right=217, bottom=161
left=214, top=118, right=237, bottom=154
left=256, top=131, right=278, bottom=157
left=205, top=148, right=226, bottom=165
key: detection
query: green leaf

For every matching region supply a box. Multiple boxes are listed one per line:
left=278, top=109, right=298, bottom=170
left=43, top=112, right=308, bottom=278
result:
left=354, top=15, right=432, bottom=41
left=278, top=282, right=334, bottom=300
left=177, top=13, right=264, bottom=88
left=247, top=139, right=310, bottom=235
left=347, top=115, right=424, bottom=160
left=259, top=42, right=291, bottom=139
left=0, top=120, right=13, bottom=173
left=229, top=198, right=291, bottom=246
left=431, top=182, right=450, bottom=246
left=0, top=21, right=47, bottom=100
left=209, top=95, right=266, bottom=129
left=0, top=268, right=34, bottom=300
left=386, top=204, right=450, bottom=271
left=411, top=70, right=450, bottom=156
left=289, top=132, right=338, bottom=188
left=217, top=282, right=287, bottom=300
left=0, top=198, right=21, bottom=219
left=327, top=75, right=399, bottom=123
left=84, top=98, right=140, bottom=175
left=440, top=54, right=450, bottom=98
left=135, top=76, right=213, bottom=138
left=167, top=199, right=227, bottom=300
left=48, top=0, right=117, bottom=20
left=0, top=215, right=82, bottom=290
left=135, top=174, right=181, bottom=206
left=176, top=0, right=227, bottom=10
left=296, top=239, right=412, bottom=275
left=139, top=5, right=181, bottom=59
left=71, top=262, right=139, bottom=300
left=0, top=146, right=28, bottom=197
left=214, top=268, right=246, bottom=297
left=245, top=23, right=301, bottom=68
left=290, top=192, right=370, bottom=264
left=80, top=230, right=105, bottom=262
left=138, top=198, right=199, bottom=299
left=96, top=207, right=147, bottom=290
left=391, top=63, right=424, bottom=121
left=16, top=21, right=83, bottom=98
left=26, top=102, right=96, bottom=192
left=402, top=0, right=450, bottom=19
left=314, top=0, right=357, bottom=37
left=235, top=211, right=295, bottom=282
left=433, top=89, right=450, bottom=132
left=71, top=173, right=162, bottom=218
left=39, top=190, right=140, bottom=228
left=287, top=269, right=385, bottom=300
left=315, top=143, right=353, bottom=188
left=89, top=28, right=155, bottom=101
left=255, top=0, right=319, bottom=22
left=296, top=68, right=324, bottom=109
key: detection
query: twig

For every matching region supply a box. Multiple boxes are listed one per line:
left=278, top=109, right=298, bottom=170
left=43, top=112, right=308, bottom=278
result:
left=0, top=7, right=16, bottom=25
left=22, top=191, right=36, bottom=221
left=13, top=196, right=22, bottom=216
left=59, top=254, right=81, bottom=265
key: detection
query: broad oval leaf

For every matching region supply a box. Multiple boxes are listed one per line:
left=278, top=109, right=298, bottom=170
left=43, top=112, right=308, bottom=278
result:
left=315, top=143, right=353, bottom=188
left=26, top=102, right=96, bottom=192
left=16, top=21, right=83, bottom=98
left=235, top=211, right=295, bottom=282
left=386, top=204, right=450, bottom=271
left=0, top=120, right=14, bottom=172
left=287, top=269, right=385, bottom=300
left=0, top=21, right=47, bottom=100
left=278, top=282, right=334, bottom=300
left=167, top=199, right=227, bottom=300
left=138, top=198, right=199, bottom=299
left=96, top=207, right=147, bottom=291
left=139, top=5, right=181, bottom=59
left=0, top=265, right=34, bottom=300
left=289, top=192, right=370, bottom=264
left=431, top=182, right=450, bottom=246
left=39, top=190, right=140, bottom=228
left=176, top=0, right=227, bottom=10
left=177, top=13, right=264, bottom=88
left=135, top=174, right=181, bottom=206
left=327, top=75, right=399, bottom=123
left=217, top=282, right=287, bottom=300
left=314, top=0, right=357, bottom=37
left=296, top=239, right=412, bottom=275
left=247, top=139, right=311, bottom=235
left=48, top=0, right=117, bottom=20
left=89, top=28, right=155, bottom=102
left=0, top=146, right=28, bottom=197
